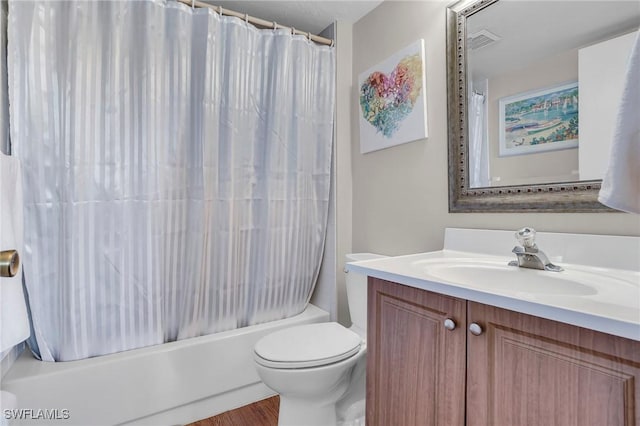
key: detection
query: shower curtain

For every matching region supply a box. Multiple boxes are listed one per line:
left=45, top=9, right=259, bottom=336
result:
left=469, top=91, right=490, bottom=188
left=7, top=0, right=335, bottom=362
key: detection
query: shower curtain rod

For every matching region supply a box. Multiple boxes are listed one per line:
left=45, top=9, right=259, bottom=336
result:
left=175, top=0, right=334, bottom=46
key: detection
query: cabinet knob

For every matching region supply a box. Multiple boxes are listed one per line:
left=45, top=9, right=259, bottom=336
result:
left=444, top=318, right=456, bottom=331
left=469, top=322, right=483, bottom=336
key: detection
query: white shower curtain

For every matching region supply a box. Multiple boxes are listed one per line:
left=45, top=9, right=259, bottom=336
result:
left=468, top=92, right=490, bottom=188
left=7, top=0, right=335, bottom=362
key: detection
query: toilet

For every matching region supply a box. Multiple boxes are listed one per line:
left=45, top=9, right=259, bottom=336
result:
left=253, top=253, right=386, bottom=426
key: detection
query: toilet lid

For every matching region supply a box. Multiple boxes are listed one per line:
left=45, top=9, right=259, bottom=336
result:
left=254, top=323, right=362, bottom=369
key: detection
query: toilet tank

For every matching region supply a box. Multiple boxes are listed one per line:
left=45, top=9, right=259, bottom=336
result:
left=345, top=253, right=388, bottom=335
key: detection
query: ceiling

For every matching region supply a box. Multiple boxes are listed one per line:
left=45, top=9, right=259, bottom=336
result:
left=467, top=1, right=640, bottom=81
left=204, top=1, right=384, bottom=35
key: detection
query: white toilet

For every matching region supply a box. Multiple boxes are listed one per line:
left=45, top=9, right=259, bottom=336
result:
left=253, top=253, right=386, bottom=426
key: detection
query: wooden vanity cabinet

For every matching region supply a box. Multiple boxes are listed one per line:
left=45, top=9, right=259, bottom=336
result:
left=367, top=277, right=640, bottom=426
left=366, top=277, right=467, bottom=426
left=467, top=301, right=640, bottom=426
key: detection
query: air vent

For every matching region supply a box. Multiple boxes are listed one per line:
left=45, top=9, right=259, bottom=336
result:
left=467, top=29, right=501, bottom=51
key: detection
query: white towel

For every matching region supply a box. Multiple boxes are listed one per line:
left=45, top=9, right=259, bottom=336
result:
left=0, top=152, right=30, bottom=353
left=598, top=31, right=640, bottom=213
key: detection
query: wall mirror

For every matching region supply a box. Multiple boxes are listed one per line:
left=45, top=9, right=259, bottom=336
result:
left=446, top=0, right=639, bottom=212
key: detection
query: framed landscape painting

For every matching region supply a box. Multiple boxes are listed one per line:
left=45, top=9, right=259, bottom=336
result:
left=498, top=82, right=579, bottom=157
left=358, top=39, right=428, bottom=154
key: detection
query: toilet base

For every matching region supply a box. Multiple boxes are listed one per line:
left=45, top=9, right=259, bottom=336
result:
left=337, top=397, right=365, bottom=425
left=278, top=396, right=337, bottom=426
left=253, top=326, right=367, bottom=426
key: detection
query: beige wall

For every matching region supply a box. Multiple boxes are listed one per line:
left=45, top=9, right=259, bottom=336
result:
left=487, top=49, right=578, bottom=186
left=350, top=1, right=639, bottom=258
left=312, top=21, right=355, bottom=326
left=334, top=22, right=354, bottom=326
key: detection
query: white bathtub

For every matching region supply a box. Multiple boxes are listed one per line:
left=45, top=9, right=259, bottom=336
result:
left=1, top=304, right=329, bottom=425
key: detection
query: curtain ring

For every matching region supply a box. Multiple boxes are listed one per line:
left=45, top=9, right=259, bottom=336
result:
left=291, top=27, right=296, bottom=36
left=218, top=5, right=223, bottom=16
left=272, top=21, right=277, bottom=30
left=191, top=0, right=195, bottom=9
left=330, top=39, right=335, bottom=47
left=245, top=13, right=249, bottom=23
left=307, top=32, right=311, bottom=42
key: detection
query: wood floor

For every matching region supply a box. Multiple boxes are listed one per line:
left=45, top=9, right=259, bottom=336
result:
left=187, top=396, right=279, bottom=426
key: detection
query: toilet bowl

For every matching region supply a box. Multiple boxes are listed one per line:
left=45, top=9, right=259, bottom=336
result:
left=253, top=253, right=386, bottom=426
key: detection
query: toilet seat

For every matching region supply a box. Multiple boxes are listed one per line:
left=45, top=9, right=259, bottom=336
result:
left=254, top=322, right=362, bottom=369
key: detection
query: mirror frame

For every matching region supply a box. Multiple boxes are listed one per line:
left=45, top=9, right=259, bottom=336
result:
left=446, top=0, right=612, bottom=212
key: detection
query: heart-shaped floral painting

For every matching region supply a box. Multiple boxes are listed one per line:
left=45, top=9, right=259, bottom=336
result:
left=359, top=54, right=423, bottom=138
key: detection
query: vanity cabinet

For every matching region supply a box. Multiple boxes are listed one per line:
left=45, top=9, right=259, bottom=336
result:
left=367, top=277, right=640, bottom=426
left=366, top=277, right=467, bottom=425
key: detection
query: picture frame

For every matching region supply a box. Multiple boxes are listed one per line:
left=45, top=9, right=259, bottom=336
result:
left=358, top=39, right=428, bottom=154
left=498, top=81, right=579, bottom=157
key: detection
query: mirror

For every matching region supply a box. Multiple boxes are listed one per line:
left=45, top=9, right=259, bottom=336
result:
left=446, top=0, right=639, bottom=212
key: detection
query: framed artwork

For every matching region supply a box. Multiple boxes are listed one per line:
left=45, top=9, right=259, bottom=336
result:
left=499, top=82, right=579, bottom=157
left=358, top=39, right=428, bottom=154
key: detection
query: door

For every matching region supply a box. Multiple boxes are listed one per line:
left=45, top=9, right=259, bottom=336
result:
left=366, top=278, right=466, bottom=426
left=467, top=302, right=640, bottom=426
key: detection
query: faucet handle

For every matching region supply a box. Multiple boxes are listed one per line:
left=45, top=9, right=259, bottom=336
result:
left=515, top=227, right=537, bottom=249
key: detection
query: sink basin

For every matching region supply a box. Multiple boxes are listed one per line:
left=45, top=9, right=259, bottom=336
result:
left=345, top=229, right=640, bottom=340
left=414, top=258, right=603, bottom=296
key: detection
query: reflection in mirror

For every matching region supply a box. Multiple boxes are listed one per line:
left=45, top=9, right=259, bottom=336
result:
left=466, top=1, right=639, bottom=188
left=447, top=0, right=640, bottom=212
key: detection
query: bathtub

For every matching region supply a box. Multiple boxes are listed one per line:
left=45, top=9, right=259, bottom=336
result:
left=1, top=304, right=329, bottom=425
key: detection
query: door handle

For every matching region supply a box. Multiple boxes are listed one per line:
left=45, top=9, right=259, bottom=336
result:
left=0, top=250, right=20, bottom=278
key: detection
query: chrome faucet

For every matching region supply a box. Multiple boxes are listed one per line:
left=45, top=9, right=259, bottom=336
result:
left=508, top=227, right=563, bottom=272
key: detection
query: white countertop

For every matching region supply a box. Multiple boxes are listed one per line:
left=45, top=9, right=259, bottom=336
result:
left=347, top=229, right=640, bottom=341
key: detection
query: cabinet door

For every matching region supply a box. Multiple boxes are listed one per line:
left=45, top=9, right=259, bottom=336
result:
left=467, top=302, right=640, bottom=426
left=367, top=278, right=466, bottom=426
